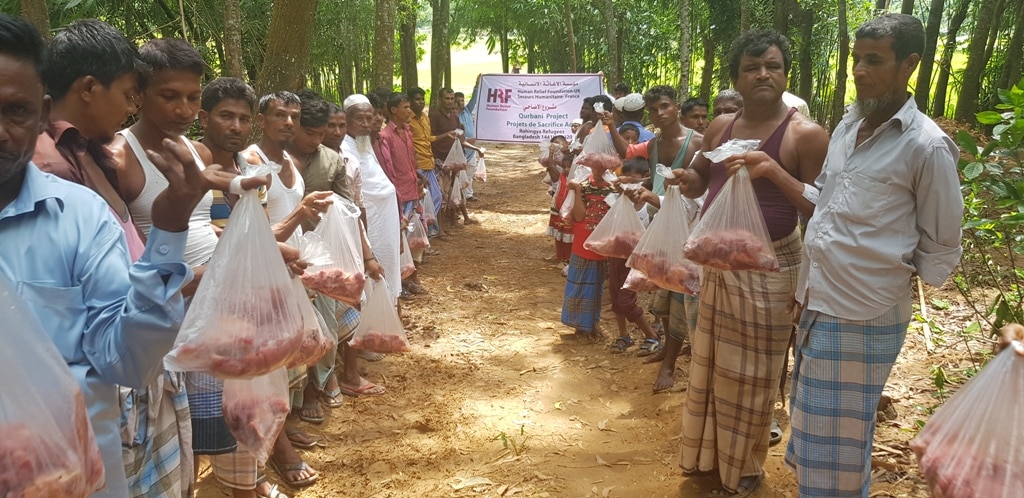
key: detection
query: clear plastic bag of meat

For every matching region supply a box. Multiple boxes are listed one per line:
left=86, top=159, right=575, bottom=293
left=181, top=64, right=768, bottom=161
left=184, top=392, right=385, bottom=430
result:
left=458, top=170, right=470, bottom=190
left=683, top=167, right=779, bottom=272
left=400, top=232, right=416, bottom=280
left=0, top=277, right=105, bottom=497
left=449, top=178, right=465, bottom=207
left=407, top=213, right=430, bottom=251
left=910, top=344, right=1024, bottom=498
left=576, top=125, right=620, bottom=171
left=422, top=189, right=437, bottom=227
left=626, top=185, right=701, bottom=295
left=559, top=164, right=592, bottom=221
left=303, top=194, right=366, bottom=306
left=584, top=192, right=645, bottom=259
left=348, top=278, right=411, bottom=354
left=474, top=157, right=488, bottom=182
left=442, top=140, right=469, bottom=171
left=165, top=190, right=306, bottom=378
left=222, top=367, right=289, bottom=466
left=622, top=268, right=660, bottom=292
left=286, top=277, right=337, bottom=369
left=537, top=140, right=563, bottom=169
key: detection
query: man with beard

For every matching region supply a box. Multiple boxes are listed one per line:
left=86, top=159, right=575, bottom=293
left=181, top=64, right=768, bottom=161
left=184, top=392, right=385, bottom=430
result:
left=669, top=30, right=830, bottom=496
left=608, top=85, right=703, bottom=387
left=786, top=15, right=962, bottom=497
left=408, top=87, right=456, bottom=236
left=0, top=16, right=264, bottom=498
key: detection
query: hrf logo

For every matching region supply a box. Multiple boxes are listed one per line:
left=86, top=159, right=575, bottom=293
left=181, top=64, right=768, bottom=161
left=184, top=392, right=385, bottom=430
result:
left=487, top=88, right=512, bottom=104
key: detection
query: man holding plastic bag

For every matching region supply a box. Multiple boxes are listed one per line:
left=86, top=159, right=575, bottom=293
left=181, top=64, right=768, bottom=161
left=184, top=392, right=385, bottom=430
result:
left=670, top=30, right=829, bottom=496
left=785, top=15, right=964, bottom=497
left=0, top=15, right=266, bottom=498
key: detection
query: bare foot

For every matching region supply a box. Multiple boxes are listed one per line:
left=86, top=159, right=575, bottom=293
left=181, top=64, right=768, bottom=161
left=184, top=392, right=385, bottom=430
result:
left=652, top=365, right=675, bottom=393
left=642, top=348, right=667, bottom=364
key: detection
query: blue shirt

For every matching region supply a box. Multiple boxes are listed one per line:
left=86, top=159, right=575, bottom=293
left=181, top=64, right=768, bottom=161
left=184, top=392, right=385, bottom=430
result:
left=460, top=90, right=479, bottom=161
left=0, top=163, right=192, bottom=498
left=621, top=120, right=655, bottom=143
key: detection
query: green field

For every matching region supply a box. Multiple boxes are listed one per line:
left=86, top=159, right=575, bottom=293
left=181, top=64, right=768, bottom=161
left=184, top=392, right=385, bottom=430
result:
left=416, top=38, right=504, bottom=99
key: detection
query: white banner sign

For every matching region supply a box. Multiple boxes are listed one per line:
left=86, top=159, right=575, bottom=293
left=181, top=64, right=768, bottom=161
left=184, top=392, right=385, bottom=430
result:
left=474, top=73, right=604, bottom=143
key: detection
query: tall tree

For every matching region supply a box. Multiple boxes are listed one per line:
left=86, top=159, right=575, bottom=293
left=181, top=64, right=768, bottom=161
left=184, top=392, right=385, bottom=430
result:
left=600, top=0, right=622, bottom=86
left=679, top=0, right=691, bottom=96
left=699, top=34, right=715, bottom=99
left=399, top=0, right=419, bottom=91
left=955, top=0, right=996, bottom=121
left=429, top=0, right=450, bottom=102
left=914, top=0, right=944, bottom=110
left=740, top=0, right=751, bottom=31
left=932, top=0, right=970, bottom=116
left=19, top=0, right=49, bottom=39
left=795, top=4, right=814, bottom=101
left=255, top=0, right=320, bottom=95
left=773, top=0, right=791, bottom=32
left=565, top=0, right=578, bottom=72
left=372, top=0, right=397, bottom=89
left=223, top=0, right=244, bottom=78
left=831, top=0, right=849, bottom=129
left=994, top=0, right=1024, bottom=97
left=900, top=0, right=915, bottom=12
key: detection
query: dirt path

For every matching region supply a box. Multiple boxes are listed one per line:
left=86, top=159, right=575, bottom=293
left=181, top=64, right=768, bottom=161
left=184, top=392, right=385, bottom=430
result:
left=197, top=143, right=973, bottom=497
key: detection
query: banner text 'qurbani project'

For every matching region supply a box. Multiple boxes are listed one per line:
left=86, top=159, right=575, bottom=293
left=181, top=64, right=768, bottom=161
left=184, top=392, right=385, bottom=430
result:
left=474, top=73, right=604, bottom=143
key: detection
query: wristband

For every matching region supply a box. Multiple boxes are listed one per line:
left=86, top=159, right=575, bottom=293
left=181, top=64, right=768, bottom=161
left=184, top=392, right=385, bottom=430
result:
left=802, top=183, right=820, bottom=205
left=228, top=175, right=246, bottom=195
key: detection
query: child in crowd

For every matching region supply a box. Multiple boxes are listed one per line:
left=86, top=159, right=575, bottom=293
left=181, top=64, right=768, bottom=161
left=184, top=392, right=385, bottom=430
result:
left=608, top=158, right=660, bottom=354
left=618, top=123, right=641, bottom=145
left=543, top=136, right=572, bottom=274
left=560, top=156, right=616, bottom=340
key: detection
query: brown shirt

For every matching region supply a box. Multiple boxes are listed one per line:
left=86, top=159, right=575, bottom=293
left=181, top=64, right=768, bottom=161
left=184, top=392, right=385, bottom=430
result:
left=429, top=106, right=462, bottom=162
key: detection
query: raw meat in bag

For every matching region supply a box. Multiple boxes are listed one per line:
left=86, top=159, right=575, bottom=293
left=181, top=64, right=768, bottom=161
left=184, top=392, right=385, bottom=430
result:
left=0, top=278, right=105, bottom=497
left=286, top=277, right=337, bottom=369
left=422, top=189, right=437, bottom=227
left=911, top=342, right=1024, bottom=498
left=165, top=190, right=306, bottom=378
left=474, top=157, right=488, bottom=182
left=626, top=185, right=701, bottom=295
left=400, top=232, right=416, bottom=279
left=559, top=164, right=592, bottom=220
left=442, top=140, right=469, bottom=171
left=303, top=194, right=366, bottom=306
left=407, top=213, right=430, bottom=251
left=577, top=125, right=621, bottom=171
left=348, top=278, right=410, bottom=353
left=222, top=368, right=289, bottom=466
left=622, top=268, right=660, bottom=292
left=584, top=192, right=645, bottom=259
left=683, top=140, right=778, bottom=272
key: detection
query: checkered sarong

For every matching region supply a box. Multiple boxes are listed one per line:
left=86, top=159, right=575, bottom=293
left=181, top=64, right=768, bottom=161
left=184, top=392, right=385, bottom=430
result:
left=560, top=254, right=607, bottom=333
left=121, top=371, right=193, bottom=497
left=678, top=230, right=801, bottom=492
left=784, top=302, right=910, bottom=497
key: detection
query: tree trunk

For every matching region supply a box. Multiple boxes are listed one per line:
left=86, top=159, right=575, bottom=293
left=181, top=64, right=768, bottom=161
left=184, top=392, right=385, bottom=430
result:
left=901, top=0, right=915, bottom=12
left=981, top=0, right=1005, bottom=68
left=875, top=0, right=888, bottom=10
left=773, top=0, right=791, bottom=32
left=600, top=0, right=621, bottom=86
left=994, top=0, right=1024, bottom=96
left=255, top=0, right=319, bottom=95
left=500, top=30, right=510, bottom=73
left=679, top=0, right=691, bottom=96
left=429, top=0, right=450, bottom=101
left=740, top=0, right=751, bottom=31
left=223, top=0, right=244, bottom=78
left=565, top=0, right=577, bottom=72
left=914, top=0, right=944, bottom=110
left=399, top=0, right=418, bottom=92
left=19, top=0, right=50, bottom=40
left=699, top=34, right=715, bottom=100
left=955, top=0, right=995, bottom=121
left=796, top=5, right=814, bottom=101
left=932, top=0, right=969, bottom=116
left=831, top=0, right=849, bottom=130
left=372, top=0, right=397, bottom=89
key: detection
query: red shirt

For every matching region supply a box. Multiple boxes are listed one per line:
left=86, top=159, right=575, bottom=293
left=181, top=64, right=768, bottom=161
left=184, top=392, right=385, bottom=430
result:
left=571, top=178, right=616, bottom=261
left=379, top=121, right=421, bottom=203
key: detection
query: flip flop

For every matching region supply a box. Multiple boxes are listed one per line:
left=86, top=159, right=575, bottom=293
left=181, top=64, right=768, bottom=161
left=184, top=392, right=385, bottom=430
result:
left=708, top=473, right=763, bottom=497
left=320, top=387, right=344, bottom=409
left=338, top=380, right=386, bottom=397
left=295, top=399, right=323, bottom=424
left=769, top=418, right=783, bottom=446
left=269, top=458, right=319, bottom=488
left=356, top=350, right=385, bottom=362
left=284, top=428, right=319, bottom=450
left=256, top=483, right=289, bottom=498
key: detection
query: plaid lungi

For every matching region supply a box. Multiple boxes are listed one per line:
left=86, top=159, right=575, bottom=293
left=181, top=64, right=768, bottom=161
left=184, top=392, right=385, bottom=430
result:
left=311, top=297, right=360, bottom=391
left=121, top=371, right=193, bottom=497
left=650, top=290, right=700, bottom=344
left=784, top=302, right=910, bottom=497
left=561, top=254, right=607, bottom=333
left=679, top=230, right=802, bottom=492
left=185, top=372, right=236, bottom=455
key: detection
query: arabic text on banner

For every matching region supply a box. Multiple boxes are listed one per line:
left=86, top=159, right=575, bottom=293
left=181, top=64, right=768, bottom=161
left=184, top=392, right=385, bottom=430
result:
left=473, top=73, right=604, bottom=143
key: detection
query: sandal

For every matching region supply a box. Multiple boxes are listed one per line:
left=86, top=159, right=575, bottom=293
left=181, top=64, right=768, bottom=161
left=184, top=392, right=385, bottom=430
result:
left=256, top=475, right=290, bottom=498
left=320, top=387, right=344, bottom=409
left=295, top=399, right=323, bottom=424
left=608, top=336, right=633, bottom=353
left=637, top=338, right=663, bottom=357
left=708, top=473, right=763, bottom=497
left=284, top=428, right=319, bottom=450
left=769, top=418, right=783, bottom=446
left=269, top=457, right=319, bottom=488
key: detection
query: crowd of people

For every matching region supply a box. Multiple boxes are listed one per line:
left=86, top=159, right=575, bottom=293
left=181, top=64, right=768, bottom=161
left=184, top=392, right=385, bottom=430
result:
left=0, top=13, right=484, bottom=498
left=543, top=14, right=966, bottom=498
left=1, top=7, right=1006, bottom=498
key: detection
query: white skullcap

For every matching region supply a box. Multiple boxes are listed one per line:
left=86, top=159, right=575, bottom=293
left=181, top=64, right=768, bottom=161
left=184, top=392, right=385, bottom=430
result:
left=343, top=94, right=371, bottom=109
left=613, top=93, right=645, bottom=112
left=571, top=118, right=584, bottom=125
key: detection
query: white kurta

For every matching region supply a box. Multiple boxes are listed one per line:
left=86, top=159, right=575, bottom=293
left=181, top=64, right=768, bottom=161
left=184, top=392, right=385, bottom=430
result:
left=342, top=135, right=401, bottom=302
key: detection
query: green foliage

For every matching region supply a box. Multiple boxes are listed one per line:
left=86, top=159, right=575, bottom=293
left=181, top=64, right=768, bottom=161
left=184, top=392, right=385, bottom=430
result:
left=492, top=425, right=530, bottom=456
left=955, top=76, right=1024, bottom=338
